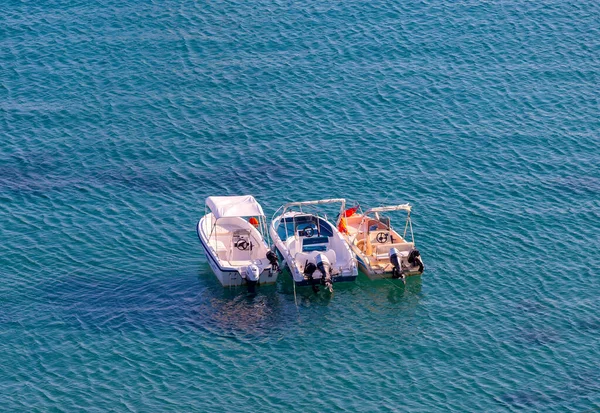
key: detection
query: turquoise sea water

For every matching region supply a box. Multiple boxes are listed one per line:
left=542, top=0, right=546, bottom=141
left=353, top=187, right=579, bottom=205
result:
left=1, top=0, right=599, bottom=411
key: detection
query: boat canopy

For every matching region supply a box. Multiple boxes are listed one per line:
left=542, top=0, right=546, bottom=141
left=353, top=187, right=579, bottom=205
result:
left=364, top=204, right=411, bottom=214
left=206, top=195, right=264, bottom=219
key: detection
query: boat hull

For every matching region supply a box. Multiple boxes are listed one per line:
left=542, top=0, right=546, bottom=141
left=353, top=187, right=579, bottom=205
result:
left=273, top=244, right=357, bottom=286
left=341, top=207, right=424, bottom=280
left=269, top=204, right=359, bottom=289
left=354, top=247, right=423, bottom=280
left=197, top=222, right=277, bottom=287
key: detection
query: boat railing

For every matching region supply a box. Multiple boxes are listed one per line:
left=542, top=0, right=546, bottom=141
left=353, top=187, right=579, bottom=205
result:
left=271, top=199, right=347, bottom=225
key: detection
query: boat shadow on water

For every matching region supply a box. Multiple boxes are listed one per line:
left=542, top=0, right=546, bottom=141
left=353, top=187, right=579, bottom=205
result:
left=32, top=263, right=286, bottom=340
left=28, top=263, right=424, bottom=343
left=357, top=269, right=422, bottom=294
left=274, top=267, right=361, bottom=304
left=197, top=263, right=423, bottom=312
left=192, top=263, right=298, bottom=338
left=196, top=264, right=340, bottom=313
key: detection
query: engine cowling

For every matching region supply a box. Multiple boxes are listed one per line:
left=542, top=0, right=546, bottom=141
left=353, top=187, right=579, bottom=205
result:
left=244, top=264, right=260, bottom=293
left=303, top=261, right=319, bottom=293
left=408, top=248, right=424, bottom=273
left=316, top=253, right=333, bottom=293
left=245, top=264, right=260, bottom=282
left=266, top=250, right=279, bottom=273
left=389, top=247, right=405, bottom=282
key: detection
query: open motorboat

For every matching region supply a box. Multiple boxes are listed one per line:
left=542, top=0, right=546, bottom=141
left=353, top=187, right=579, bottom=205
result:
left=197, top=195, right=280, bottom=291
left=337, top=203, right=424, bottom=281
left=270, top=199, right=358, bottom=292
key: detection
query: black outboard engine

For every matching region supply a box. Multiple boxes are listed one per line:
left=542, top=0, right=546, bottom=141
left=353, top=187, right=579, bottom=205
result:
left=408, top=249, right=424, bottom=273
left=316, top=253, right=333, bottom=293
left=266, top=250, right=279, bottom=274
left=304, top=261, right=319, bottom=293
left=389, top=247, right=405, bottom=282
left=244, top=264, right=260, bottom=294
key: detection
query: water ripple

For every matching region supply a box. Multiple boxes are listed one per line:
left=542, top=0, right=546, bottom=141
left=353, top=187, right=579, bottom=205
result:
left=2, top=0, right=599, bottom=411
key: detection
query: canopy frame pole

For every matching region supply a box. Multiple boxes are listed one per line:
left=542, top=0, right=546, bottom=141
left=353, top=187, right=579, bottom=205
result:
left=207, top=205, right=217, bottom=243
left=283, top=206, right=289, bottom=242
left=316, top=210, right=321, bottom=236
left=404, top=211, right=415, bottom=243
left=293, top=213, right=298, bottom=240
left=260, top=215, right=269, bottom=246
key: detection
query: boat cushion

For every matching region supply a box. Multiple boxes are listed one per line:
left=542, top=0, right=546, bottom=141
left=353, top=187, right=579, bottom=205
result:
left=302, top=236, right=329, bottom=252
left=209, top=240, right=227, bottom=252
left=374, top=242, right=414, bottom=260
left=294, top=249, right=337, bottom=270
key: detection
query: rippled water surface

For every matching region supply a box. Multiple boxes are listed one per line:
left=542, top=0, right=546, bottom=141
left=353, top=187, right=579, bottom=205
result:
left=1, top=0, right=599, bottom=411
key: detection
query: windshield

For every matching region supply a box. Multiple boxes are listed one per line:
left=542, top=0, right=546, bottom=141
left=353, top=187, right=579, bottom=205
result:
left=276, top=215, right=334, bottom=241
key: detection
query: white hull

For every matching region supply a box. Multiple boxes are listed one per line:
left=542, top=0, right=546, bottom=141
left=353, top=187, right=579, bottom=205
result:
left=197, top=215, right=277, bottom=288
left=270, top=210, right=358, bottom=286
left=201, top=240, right=277, bottom=286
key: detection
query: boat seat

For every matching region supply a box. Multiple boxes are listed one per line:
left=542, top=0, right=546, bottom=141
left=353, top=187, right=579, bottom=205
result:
left=374, top=242, right=414, bottom=260
left=345, top=215, right=363, bottom=232
left=227, top=260, right=253, bottom=266
left=210, top=224, right=232, bottom=236
left=301, top=235, right=329, bottom=252
left=209, top=240, right=227, bottom=252
left=294, top=249, right=337, bottom=272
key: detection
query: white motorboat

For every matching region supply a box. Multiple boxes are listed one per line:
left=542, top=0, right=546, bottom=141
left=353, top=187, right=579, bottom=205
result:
left=338, top=203, right=424, bottom=281
left=197, top=195, right=280, bottom=291
left=270, top=199, right=358, bottom=292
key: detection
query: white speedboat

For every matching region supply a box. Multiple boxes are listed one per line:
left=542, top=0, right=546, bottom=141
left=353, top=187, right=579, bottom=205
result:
left=197, top=195, right=279, bottom=291
left=270, top=199, right=358, bottom=292
left=338, top=203, right=424, bottom=281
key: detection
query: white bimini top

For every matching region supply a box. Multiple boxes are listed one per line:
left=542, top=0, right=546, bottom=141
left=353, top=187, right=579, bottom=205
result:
left=206, top=195, right=265, bottom=219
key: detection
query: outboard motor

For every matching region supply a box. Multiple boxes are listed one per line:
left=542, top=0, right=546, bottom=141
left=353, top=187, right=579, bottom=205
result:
left=244, top=264, right=260, bottom=293
left=304, top=261, right=319, bottom=293
left=316, top=253, right=333, bottom=293
left=266, top=250, right=279, bottom=274
left=389, top=247, right=405, bottom=282
left=408, top=249, right=424, bottom=273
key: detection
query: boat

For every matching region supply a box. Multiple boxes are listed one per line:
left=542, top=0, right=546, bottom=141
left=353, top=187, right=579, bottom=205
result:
left=337, top=203, right=424, bottom=281
left=197, top=195, right=280, bottom=291
left=270, top=199, right=358, bottom=292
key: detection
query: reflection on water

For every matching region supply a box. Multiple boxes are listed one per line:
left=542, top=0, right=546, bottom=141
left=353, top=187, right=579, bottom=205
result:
left=189, top=265, right=290, bottom=339
left=34, top=262, right=425, bottom=342
left=191, top=265, right=425, bottom=341
left=357, top=274, right=423, bottom=307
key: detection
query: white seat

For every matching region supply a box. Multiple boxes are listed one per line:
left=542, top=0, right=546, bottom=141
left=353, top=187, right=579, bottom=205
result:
left=210, top=240, right=227, bottom=253
left=374, top=242, right=413, bottom=261
left=213, top=225, right=231, bottom=235
left=375, top=249, right=408, bottom=261
left=294, top=249, right=337, bottom=271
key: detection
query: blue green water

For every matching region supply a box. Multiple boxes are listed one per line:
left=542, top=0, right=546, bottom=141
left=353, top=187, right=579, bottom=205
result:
left=2, top=0, right=599, bottom=411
